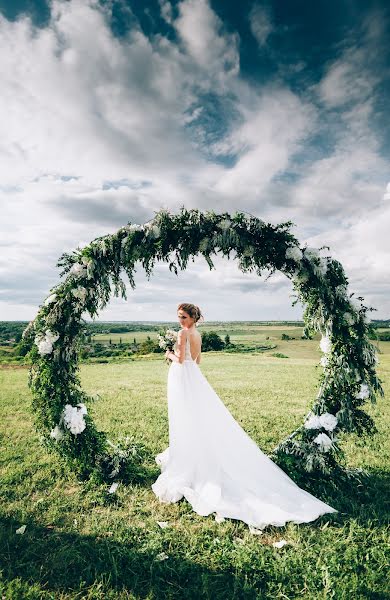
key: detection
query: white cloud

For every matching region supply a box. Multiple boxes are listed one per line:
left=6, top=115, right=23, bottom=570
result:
left=248, top=4, right=273, bottom=47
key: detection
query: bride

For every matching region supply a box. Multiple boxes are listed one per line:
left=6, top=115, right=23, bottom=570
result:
left=151, top=303, right=337, bottom=530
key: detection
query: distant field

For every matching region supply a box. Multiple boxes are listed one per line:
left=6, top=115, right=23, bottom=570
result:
left=93, top=325, right=388, bottom=362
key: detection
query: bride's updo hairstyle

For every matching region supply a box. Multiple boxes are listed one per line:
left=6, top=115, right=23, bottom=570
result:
left=177, top=303, right=204, bottom=327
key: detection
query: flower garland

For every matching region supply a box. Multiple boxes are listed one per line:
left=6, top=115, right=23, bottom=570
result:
left=24, top=207, right=384, bottom=483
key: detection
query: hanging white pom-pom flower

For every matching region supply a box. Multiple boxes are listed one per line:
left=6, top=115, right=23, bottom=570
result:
left=285, top=246, right=303, bottom=262
left=356, top=383, right=370, bottom=399
left=320, top=356, right=329, bottom=367
left=313, top=432, right=333, bottom=452
left=320, top=334, right=332, bottom=354
left=44, top=293, right=57, bottom=306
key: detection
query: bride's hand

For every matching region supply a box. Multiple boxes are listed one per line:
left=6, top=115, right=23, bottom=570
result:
left=165, top=349, right=171, bottom=359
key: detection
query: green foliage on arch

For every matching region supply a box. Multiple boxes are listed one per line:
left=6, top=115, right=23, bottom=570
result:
left=23, top=207, right=384, bottom=484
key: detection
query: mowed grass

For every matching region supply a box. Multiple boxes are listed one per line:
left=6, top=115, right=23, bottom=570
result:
left=0, top=333, right=389, bottom=599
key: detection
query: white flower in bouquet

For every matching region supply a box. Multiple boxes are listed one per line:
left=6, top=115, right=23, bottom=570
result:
left=313, top=432, right=333, bottom=452
left=319, top=412, right=338, bottom=432
left=304, top=414, right=321, bottom=429
left=343, top=312, right=356, bottom=326
left=72, top=286, right=87, bottom=302
left=44, top=293, right=57, bottom=306
left=50, top=425, right=64, bottom=441
left=303, top=246, right=320, bottom=261
left=63, top=404, right=87, bottom=435
left=285, top=245, right=303, bottom=262
left=158, top=329, right=178, bottom=350
left=320, top=334, right=332, bottom=354
left=69, top=262, right=86, bottom=278
left=356, top=383, right=370, bottom=400
left=128, top=223, right=142, bottom=231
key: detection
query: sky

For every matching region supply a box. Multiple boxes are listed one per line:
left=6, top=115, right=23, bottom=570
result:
left=0, top=0, right=389, bottom=323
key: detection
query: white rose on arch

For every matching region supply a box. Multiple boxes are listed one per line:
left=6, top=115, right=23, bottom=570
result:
left=318, top=413, right=338, bottom=432
left=69, top=263, right=86, bottom=278
left=320, top=334, right=332, bottom=354
left=356, top=383, right=370, bottom=400
left=304, top=414, right=321, bottom=429
left=36, top=339, right=53, bottom=355
left=313, top=432, right=333, bottom=452
left=303, top=247, right=320, bottom=261
left=304, top=412, right=338, bottom=432
left=63, top=403, right=88, bottom=435
left=35, top=329, right=60, bottom=356
left=285, top=245, right=303, bottom=262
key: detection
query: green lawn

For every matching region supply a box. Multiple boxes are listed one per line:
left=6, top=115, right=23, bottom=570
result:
left=0, top=336, right=389, bottom=599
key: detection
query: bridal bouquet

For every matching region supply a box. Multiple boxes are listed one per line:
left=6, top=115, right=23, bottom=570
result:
left=158, top=328, right=178, bottom=364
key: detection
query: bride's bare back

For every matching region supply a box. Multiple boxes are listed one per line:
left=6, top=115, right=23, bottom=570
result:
left=188, top=330, right=202, bottom=363
left=175, top=329, right=202, bottom=364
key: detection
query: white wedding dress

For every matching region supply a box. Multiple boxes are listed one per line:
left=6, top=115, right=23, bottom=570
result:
left=151, top=335, right=337, bottom=529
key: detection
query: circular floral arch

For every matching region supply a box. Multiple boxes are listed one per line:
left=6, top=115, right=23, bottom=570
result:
left=24, top=207, right=384, bottom=484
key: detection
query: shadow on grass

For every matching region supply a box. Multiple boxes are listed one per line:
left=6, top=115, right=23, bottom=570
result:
left=286, top=466, right=390, bottom=527
left=0, top=513, right=260, bottom=600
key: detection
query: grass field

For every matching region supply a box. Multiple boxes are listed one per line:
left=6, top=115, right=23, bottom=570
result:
left=0, top=327, right=389, bottom=599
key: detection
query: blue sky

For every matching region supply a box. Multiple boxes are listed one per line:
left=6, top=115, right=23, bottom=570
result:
left=0, top=0, right=389, bottom=322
